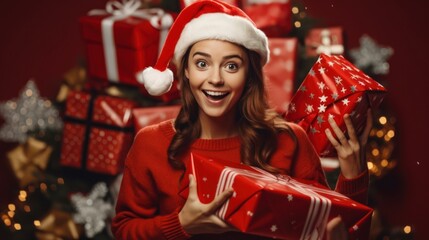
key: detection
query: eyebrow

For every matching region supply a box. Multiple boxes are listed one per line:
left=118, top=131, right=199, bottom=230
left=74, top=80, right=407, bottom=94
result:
left=192, top=52, right=244, bottom=62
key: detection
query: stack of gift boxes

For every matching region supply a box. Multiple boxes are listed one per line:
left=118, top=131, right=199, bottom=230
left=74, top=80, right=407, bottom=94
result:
left=57, top=0, right=386, bottom=238
left=59, top=0, right=181, bottom=175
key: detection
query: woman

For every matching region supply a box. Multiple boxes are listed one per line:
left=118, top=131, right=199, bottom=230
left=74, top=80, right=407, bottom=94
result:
left=111, top=0, right=372, bottom=239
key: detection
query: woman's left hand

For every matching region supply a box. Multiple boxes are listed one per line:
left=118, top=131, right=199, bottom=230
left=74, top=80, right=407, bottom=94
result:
left=325, top=109, right=373, bottom=179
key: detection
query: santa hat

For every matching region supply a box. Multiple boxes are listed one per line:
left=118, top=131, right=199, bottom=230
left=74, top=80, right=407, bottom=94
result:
left=138, top=0, right=269, bottom=96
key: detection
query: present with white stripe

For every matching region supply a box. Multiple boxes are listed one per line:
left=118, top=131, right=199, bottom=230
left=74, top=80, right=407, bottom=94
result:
left=132, top=105, right=180, bottom=132
left=79, top=0, right=179, bottom=102
left=180, top=153, right=373, bottom=240
left=285, top=53, right=387, bottom=157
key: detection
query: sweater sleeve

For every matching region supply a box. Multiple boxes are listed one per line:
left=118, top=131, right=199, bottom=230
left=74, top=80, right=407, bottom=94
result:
left=111, top=127, right=190, bottom=240
left=335, top=170, right=369, bottom=204
left=288, top=123, right=369, bottom=204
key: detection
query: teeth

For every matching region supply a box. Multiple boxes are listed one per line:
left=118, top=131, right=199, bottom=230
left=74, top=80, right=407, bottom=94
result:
left=205, top=90, right=228, bottom=97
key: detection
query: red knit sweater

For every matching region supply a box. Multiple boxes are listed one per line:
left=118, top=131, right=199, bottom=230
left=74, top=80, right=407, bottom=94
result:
left=111, top=120, right=369, bottom=239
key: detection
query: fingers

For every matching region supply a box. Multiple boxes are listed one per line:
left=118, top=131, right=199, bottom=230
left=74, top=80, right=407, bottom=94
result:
left=329, top=117, right=348, bottom=146
left=344, top=114, right=358, bottom=143
left=326, top=116, right=349, bottom=148
left=326, top=216, right=348, bottom=240
left=325, top=128, right=340, bottom=148
left=187, top=174, right=198, bottom=200
left=207, top=188, right=234, bottom=214
left=360, top=109, right=373, bottom=145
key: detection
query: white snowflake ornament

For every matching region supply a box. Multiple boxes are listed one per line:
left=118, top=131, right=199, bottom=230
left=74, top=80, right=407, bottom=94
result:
left=349, top=35, right=394, bottom=75
left=71, top=182, right=113, bottom=238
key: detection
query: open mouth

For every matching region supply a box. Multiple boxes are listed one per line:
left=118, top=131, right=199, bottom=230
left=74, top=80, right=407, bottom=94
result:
left=203, top=90, right=229, bottom=101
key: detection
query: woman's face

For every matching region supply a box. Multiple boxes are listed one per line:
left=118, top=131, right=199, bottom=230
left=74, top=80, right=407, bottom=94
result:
left=185, top=39, right=248, bottom=120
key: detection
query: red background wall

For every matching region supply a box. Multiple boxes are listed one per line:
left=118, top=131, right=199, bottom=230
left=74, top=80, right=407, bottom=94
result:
left=1, top=1, right=428, bottom=239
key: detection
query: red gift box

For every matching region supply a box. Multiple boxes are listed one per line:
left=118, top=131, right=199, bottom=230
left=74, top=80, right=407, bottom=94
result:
left=79, top=2, right=180, bottom=102
left=60, top=91, right=137, bottom=175
left=180, top=0, right=240, bottom=9
left=132, top=105, right=181, bottom=131
left=243, top=0, right=292, bottom=37
left=305, top=27, right=344, bottom=57
left=180, top=153, right=373, bottom=240
left=285, top=54, right=387, bottom=156
left=264, top=38, right=298, bottom=114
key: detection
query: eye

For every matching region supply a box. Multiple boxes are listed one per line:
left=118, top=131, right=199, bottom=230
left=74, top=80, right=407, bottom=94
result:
left=196, top=60, right=207, bottom=69
left=225, top=63, right=239, bottom=72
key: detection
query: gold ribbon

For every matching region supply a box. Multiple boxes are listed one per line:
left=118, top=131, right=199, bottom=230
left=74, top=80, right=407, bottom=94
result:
left=35, top=209, right=83, bottom=240
left=56, top=66, right=87, bottom=103
left=7, top=137, right=53, bottom=187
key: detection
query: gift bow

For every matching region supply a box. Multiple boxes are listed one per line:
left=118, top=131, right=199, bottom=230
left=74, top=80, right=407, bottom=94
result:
left=88, top=0, right=173, bottom=82
left=56, top=66, right=87, bottom=102
left=105, top=0, right=142, bottom=17
left=35, top=209, right=82, bottom=240
left=315, top=29, right=344, bottom=55
left=7, top=137, right=53, bottom=187
left=89, top=0, right=173, bottom=30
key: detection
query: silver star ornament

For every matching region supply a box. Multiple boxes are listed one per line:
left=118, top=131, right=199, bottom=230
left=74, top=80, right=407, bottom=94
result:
left=0, top=79, right=63, bottom=143
left=349, top=35, right=394, bottom=75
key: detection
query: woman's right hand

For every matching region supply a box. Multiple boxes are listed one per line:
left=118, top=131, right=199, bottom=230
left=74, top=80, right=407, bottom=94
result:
left=178, top=174, right=236, bottom=235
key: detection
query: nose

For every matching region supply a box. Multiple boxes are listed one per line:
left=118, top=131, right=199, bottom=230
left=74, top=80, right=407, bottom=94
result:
left=208, top=68, right=224, bottom=85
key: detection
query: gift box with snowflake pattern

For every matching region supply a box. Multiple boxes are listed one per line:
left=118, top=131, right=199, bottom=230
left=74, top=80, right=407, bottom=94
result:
left=285, top=54, right=387, bottom=156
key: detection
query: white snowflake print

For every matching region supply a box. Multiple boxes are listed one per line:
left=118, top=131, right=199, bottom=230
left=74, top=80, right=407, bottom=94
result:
left=317, top=81, right=326, bottom=92
left=318, top=66, right=326, bottom=74
left=305, top=104, right=314, bottom=114
left=334, top=76, right=343, bottom=85
left=318, top=104, right=327, bottom=113
left=289, top=103, right=296, bottom=112
left=270, top=225, right=278, bottom=232
left=319, top=95, right=328, bottom=102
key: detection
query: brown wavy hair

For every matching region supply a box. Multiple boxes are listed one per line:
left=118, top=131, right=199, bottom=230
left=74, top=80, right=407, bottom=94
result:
left=167, top=44, right=297, bottom=173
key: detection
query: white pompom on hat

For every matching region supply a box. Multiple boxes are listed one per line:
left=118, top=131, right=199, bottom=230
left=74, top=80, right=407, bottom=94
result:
left=138, top=0, right=269, bottom=96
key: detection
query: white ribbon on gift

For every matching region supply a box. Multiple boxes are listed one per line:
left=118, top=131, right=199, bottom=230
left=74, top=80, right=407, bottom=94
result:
left=214, top=166, right=332, bottom=239
left=316, top=29, right=344, bottom=56
left=89, top=0, right=173, bottom=82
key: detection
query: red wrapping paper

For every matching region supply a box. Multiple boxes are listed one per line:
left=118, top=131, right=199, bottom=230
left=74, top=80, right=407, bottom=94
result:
left=60, top=91, right=137, bottom=175
left=264, top=38, right=298, bottom=113
left=132, top=105, right=181, bottom=131
left=243, top=1, right=292, bottom=37
left=305, top=27, right=344, bottom=57
left=180, top=153, right=373, bottom=240
left=285, top=54, right=387, bottom=156
left=80, top=15, right=160, bottom=85
left=79, top=10, right=180, bottom=102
